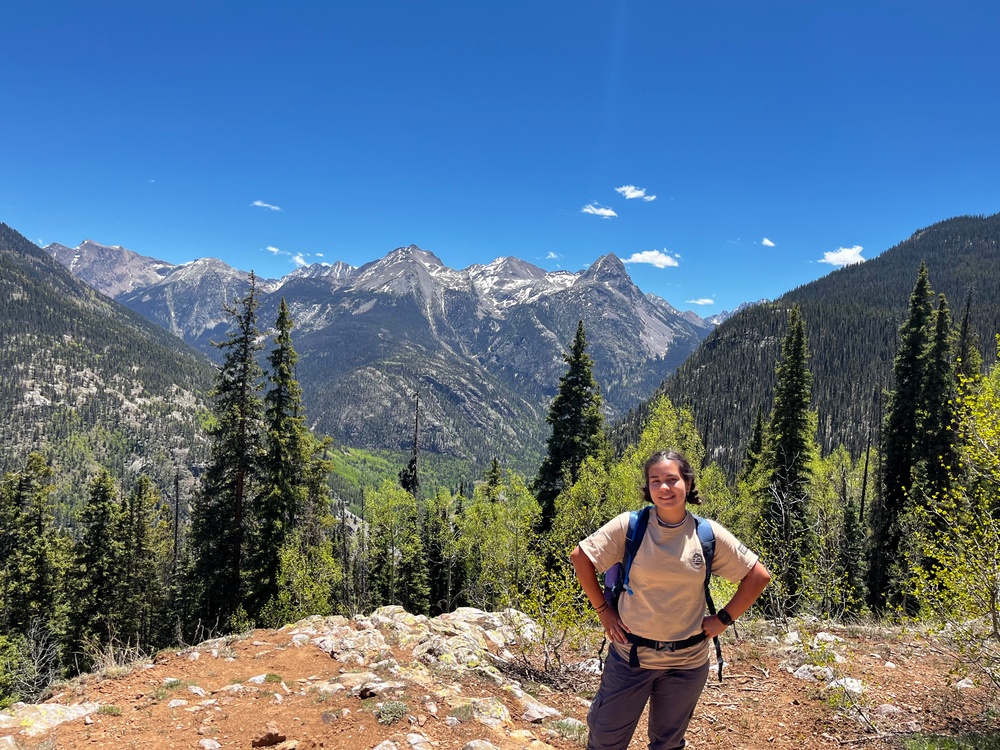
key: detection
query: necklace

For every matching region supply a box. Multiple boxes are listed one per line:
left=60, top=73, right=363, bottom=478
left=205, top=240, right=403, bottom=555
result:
left=655, top=513, right=686, bottom=528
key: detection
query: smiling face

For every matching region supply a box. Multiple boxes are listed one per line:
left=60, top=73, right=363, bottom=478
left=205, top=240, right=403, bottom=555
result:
left=645, top=459, right=689, bottom=525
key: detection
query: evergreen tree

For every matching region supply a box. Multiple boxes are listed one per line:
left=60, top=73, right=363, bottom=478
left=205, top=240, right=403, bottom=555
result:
left=916, top=294, right=958, bottom=508
left=0, top=453, right=60, bottom=635
left=761, top=305, right=815, bottom=614
left=484, top=458, right=502, bottom=503
left=188, top=273, right=265, bottom=632
left=68, top=470, right=126, bottom=663
left=398, top=391, right=420, bottom=496
left=739, top=407, right=766, bottom=482
left=869, top=263, right=935, bottom=612
left=253, top=297, right=311, bottom=618
left=838, top=479, right=867, bottom=616
left=533, top=321, right=607, bottom=529
left=955, top=291, right=983, bottom=384
left=118, top=475, right=169, bottom=648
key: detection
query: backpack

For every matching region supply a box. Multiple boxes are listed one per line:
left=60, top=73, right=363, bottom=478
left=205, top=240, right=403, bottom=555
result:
left=602, top=506, right=725, bottom=679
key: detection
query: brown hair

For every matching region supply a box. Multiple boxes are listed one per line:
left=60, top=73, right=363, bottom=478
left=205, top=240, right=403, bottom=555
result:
left=641, top=450, right=701, bottom=505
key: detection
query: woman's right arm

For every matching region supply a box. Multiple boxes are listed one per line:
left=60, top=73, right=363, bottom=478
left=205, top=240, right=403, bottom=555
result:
left=570, top=545, right=630, bottom=643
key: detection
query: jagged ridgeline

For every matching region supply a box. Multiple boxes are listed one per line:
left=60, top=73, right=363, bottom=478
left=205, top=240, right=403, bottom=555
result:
left=0, top=223, right=215, bottom=517
left=45, top=240, right=713, bottom=475
left=614, top=213, right=1000, bottom=475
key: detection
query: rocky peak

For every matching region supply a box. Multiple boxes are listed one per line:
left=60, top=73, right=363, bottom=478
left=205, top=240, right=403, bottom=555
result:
left=285, top=260, right=357, bottom=282
left=577, top=253, right=630, bottom=286
left=43, top=239, right=175, bottom=298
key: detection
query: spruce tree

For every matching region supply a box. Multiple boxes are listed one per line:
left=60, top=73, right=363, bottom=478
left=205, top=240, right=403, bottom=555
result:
left=253, top=297, right=311, bottom=617
left=118, top=475, right=169, bottom=648
left=869, top=263, right=935, bottom=612
left=0, top=453, right=60, bottom=635
left=188, top=273, right=265, bottom=632
left=761, top=305, right=815, bottom=614
left=533, top=320, right=607, bottom=529
left=955, top=291, right=983, bottom=384
left=398, top=391, right=420, bottom=496
left=68, top=470, right=126, bottom=663
left=917, top=294, right=958, bottom=508
left=739, top=407, right=766, bottom=482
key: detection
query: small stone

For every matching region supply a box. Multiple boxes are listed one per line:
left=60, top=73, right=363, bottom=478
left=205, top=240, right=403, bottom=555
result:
left=251, top=721, right=287, bottom=747
left=876, top=704, right=905, bottom=716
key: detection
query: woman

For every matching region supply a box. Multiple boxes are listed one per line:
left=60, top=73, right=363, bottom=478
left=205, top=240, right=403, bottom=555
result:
left=570, top=450, right=770, bottom=750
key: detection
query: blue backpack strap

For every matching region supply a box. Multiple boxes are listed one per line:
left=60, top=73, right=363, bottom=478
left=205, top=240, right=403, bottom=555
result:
left=693, top=514, right=724, bottom=680
left=621, top=505, right=651, bottom=597
left=693, top=514, right=715, bottom=602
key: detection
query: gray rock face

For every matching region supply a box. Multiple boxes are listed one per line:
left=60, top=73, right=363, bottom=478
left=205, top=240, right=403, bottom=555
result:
left=44, top=240, right=175, bottom=298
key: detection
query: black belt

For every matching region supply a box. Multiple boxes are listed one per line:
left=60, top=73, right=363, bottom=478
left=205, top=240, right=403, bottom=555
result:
left=625, top=632, right=707, bottom=667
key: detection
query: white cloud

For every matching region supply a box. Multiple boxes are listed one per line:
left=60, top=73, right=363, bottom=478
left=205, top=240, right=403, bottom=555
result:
left=615, top=185, right=657, bottom=202
left=265, top=245, right=283, bottom=255
left=820, top=245, right=866, bottom=266
left=761, top=238, right=776, bottom=247
left=292, top=252, right=308, bottom=267
left=686, top=298, right=714, bottom=306
left=252, top=200, right=283, bottom=212
left=622, top=250, right=679, bottom=268
left=546, top=251, right=561, bottom=260
left=315, top=252, right=324, bottom=258
left=582, top=203, right=617, bottom=219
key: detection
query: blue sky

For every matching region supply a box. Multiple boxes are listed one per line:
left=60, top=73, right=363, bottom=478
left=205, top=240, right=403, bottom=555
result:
left=3, top=1, right=999, bottom=314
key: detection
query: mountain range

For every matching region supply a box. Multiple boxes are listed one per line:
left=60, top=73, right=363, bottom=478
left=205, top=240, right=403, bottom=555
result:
left=42, top=239, right=721, bottom=471
left=0, top=224, right=214, bottom=511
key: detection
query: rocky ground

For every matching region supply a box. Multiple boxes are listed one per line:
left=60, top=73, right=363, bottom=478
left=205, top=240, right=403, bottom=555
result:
left=0, top=607, right=995, bottom=750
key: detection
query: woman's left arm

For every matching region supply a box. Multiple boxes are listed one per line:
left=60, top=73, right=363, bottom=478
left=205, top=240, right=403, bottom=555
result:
left=702, top=560, right=771, bottom=638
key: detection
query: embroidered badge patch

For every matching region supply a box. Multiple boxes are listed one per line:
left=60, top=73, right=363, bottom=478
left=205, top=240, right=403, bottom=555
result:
left=692, top=551, right=705, bottom=570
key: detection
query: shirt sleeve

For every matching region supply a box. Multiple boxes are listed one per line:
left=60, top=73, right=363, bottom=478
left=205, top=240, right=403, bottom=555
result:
left=577, top=512, right=630, bottom=573
left=707, top=520, right=759, bottom=583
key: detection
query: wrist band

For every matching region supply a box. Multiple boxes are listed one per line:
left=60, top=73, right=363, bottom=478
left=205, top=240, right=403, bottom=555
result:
left=594, top=601, right=609, bottom=614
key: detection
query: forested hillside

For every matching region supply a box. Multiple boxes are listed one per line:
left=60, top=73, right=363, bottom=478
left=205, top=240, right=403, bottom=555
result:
left=618, top=213, right=1000, bottom=474
left=0, top=223, right=215, bottom=514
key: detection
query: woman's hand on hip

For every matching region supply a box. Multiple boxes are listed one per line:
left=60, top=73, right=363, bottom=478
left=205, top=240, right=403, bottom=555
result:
left=599, top=607, right=630, bottom=643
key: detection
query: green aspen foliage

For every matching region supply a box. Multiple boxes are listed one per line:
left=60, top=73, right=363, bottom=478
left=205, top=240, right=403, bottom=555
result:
left=910, top=336, right=1000, bottom=692
left=458, top=470, right=541, bottom=611
left=364, top=480, right=429, bottom=615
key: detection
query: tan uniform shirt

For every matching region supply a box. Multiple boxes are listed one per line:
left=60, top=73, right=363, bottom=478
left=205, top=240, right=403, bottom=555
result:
left=579, top=509, right=759, bottom=669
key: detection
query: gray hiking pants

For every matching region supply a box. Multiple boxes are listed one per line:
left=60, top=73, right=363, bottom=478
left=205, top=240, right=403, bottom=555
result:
left=586, top=647, right=709, bottom=750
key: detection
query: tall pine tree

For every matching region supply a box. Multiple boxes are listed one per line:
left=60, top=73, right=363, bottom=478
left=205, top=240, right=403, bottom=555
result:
left=68, top=470, right=126, bottom=664
left=533, top=321, right=607, bottom=529
left=869, top=263, right=935, bottom=612
left=0, top=453, right=60, bottom=635
left=252, top=297, right=312, bottom=618
left=188, top=273, right=265, bottom=632
left=761, top=305, right=815, bottom=614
